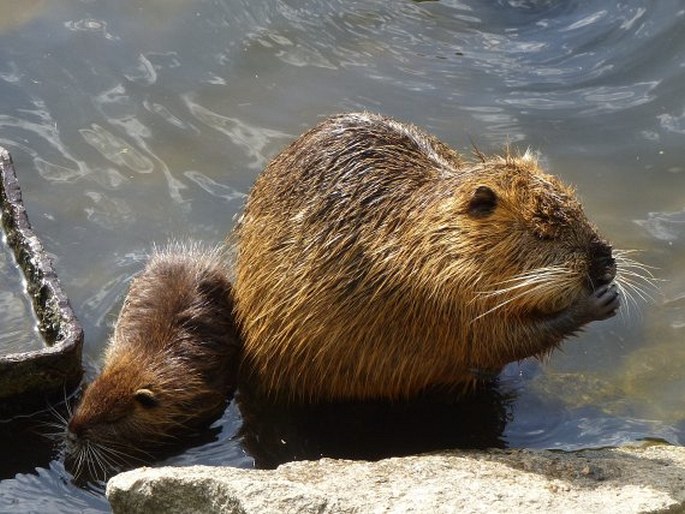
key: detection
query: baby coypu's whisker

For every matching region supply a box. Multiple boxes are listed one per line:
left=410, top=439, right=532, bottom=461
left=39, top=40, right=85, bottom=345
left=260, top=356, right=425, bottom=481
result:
left=39, top=420, right=69, bottom=442
left=69, top=434, right=147, bottom=482
left=87, top=446, right=108, bottom=480
left=96, top=443, right=136, bottom=468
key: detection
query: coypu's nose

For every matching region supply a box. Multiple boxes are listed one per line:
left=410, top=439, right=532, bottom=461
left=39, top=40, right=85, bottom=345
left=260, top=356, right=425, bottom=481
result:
left=66, top=428, right=80, bottom=446
left=67, top=414, right=85, bottom=439
left=588, top=239, right=616, bottom=288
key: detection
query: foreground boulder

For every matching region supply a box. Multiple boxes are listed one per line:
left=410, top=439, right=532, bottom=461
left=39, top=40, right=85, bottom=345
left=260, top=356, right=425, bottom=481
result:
left=107, top=445, right=685, bottom=513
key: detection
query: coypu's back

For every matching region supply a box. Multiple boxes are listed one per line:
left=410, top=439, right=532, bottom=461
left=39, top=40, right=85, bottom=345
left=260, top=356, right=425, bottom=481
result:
left=234, top=112, right=619, bottom=402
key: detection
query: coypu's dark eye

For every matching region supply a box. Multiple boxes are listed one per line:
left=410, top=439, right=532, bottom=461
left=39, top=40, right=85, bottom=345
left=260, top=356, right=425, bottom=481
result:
left=468, top=186, right=497, bottom=217
left=134, top=388, right=159, bottom=409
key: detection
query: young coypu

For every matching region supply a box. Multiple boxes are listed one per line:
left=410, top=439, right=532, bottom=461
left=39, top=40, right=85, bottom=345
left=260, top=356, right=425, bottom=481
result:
left=233, top=112, right=621, bottom=402
left=66, top=243, right=240, bottom=479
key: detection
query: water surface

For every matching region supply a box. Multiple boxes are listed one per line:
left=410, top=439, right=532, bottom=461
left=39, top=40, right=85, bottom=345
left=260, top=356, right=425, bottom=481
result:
left=0, top=0, right=684, bottom=511
left=0, top=238, right=43, bottom=355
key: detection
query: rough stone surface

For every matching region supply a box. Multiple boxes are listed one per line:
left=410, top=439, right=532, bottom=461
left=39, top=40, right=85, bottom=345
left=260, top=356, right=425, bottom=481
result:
left=0, top=147, right=83, bottom=412
left=107, top=445, right=685, bottom=514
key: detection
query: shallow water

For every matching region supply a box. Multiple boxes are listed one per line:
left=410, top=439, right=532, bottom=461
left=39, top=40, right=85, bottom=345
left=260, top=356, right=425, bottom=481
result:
left=0, top=238, right=43, bottom=355
left=0, top=0, right=684, bottom=511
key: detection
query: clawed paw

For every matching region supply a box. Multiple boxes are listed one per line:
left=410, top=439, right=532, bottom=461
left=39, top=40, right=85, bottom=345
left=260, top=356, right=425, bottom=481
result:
left=588, top=283, right=620, bottom=321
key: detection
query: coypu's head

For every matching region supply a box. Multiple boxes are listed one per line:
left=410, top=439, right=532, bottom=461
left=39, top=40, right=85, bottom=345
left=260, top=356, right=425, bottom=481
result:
left=430, top=150, right=620, bottom=373
left=65, top=350, right=230, bottom=485
left=456, top=151, right=616, bottom=316
left=65, top=243, right=240, bottom=480
left=66, top=348, right=226, bottom=451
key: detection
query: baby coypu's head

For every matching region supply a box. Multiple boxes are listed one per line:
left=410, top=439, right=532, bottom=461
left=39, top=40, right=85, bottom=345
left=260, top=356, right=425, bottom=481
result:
left=67, top=348, right=224, bottom=453
left=65, top=243, right=240, bottom=481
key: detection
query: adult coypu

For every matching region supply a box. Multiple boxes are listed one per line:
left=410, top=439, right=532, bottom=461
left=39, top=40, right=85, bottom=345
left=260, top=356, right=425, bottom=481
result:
left=233, top=112, right=622, bottom=402
left=66, top=242, right=240, bottom=478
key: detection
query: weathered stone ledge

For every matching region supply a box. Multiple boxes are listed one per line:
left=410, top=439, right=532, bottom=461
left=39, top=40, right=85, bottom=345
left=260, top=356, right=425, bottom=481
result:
left=106, top=445, right=685, bottom=513
left=0, top=147, right=83, bottom=413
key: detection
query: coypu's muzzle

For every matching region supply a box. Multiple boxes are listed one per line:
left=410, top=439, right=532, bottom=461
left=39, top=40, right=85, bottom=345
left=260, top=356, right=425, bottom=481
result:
left=588, top=239, right=616, bottom=289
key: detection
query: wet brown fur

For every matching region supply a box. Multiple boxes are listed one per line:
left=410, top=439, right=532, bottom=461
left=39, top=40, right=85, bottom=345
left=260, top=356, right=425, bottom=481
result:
left=233, top=112, right=619, bottom=402
left=67, top=243, right=241, bottom=469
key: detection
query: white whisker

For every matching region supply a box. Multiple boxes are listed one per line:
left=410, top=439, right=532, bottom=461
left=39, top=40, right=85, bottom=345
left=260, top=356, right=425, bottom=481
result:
left=484, top=267, right=570, bottom=288
left=610, top=248, right=662, bottom=322
left=475, top=267, right=571, bottom=300
left=471, top=279, right=556, bottom=322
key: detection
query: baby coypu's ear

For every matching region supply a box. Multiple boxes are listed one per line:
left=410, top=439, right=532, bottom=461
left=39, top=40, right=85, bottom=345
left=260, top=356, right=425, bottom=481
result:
left=468, top=185, right=498, bottom=217
left=133, top=387, right=159, bottom=409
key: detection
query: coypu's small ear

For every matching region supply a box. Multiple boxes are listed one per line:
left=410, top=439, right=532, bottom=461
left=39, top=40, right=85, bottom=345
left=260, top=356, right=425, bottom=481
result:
left=134, top=388, right=159, bottom=409
left=468, top=186, right=497, bottom=217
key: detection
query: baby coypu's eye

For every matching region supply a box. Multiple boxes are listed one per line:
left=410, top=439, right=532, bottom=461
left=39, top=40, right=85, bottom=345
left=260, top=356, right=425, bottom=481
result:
left=134, top=388, right=159, bottom=409
left=468, top=185, right=498, bottom=217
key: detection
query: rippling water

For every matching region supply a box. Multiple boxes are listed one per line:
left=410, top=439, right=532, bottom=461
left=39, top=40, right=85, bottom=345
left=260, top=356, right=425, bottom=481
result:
left=0, top=239, right=43, bottom=355
left=0, top=0, right=684, bottom=511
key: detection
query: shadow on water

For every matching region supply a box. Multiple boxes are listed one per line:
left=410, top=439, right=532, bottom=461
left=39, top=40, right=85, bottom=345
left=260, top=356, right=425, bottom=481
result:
left=0, top=407, right=61, bottom=480
left=0, top=382, right=512, bottom=513
left=236, top=381, right=513, bottom=469
left=0, top=378, right=513, bottom=479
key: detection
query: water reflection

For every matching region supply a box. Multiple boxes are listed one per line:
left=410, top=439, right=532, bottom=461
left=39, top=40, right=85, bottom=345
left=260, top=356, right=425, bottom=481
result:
left=237, top=384, right=510, bottom=469
left=80, top=123, right=154, bottom=175
left=64, top=18, right=118, bottom=42
left=637, top=209, right=685, bottom=243
left=0, top=0, right=683, bottom=511
left=0, top=241, right=42, bottom=355
left=183, top=95, right=292, bottom=169
left=0, top=461, right=109, bottom=513
left=0, top=1, right=48, bottom=34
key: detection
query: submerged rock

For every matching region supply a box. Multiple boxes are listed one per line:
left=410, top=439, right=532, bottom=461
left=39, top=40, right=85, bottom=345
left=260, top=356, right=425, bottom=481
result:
left=107, top=445, right=685, bottom=514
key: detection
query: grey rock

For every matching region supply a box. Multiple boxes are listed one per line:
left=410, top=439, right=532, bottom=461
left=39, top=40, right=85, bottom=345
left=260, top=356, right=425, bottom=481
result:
left=107, top=445, right=685, bottom=514
left=0, top=147, right=83, bottom=414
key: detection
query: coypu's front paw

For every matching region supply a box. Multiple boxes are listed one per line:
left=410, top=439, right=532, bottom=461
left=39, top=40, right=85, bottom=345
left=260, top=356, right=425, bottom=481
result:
left=544, top=284, right=619, bottom=338
left=584, top=283, right=620, bottom=322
